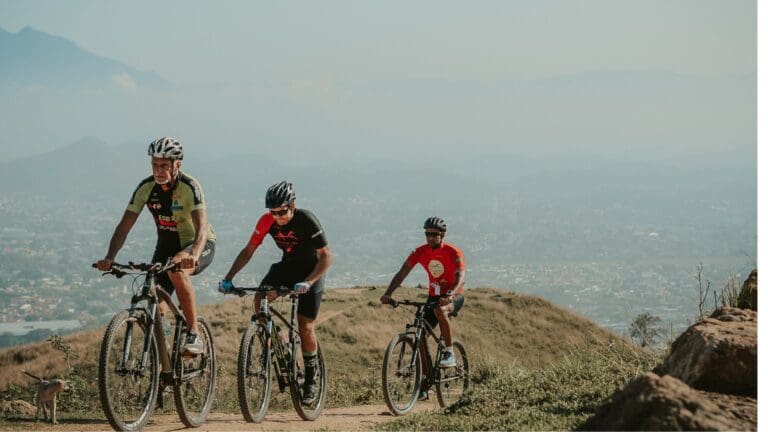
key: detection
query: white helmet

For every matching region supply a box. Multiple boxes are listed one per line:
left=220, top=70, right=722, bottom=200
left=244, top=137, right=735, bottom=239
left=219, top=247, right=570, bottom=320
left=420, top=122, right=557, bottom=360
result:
left=148, top=137, right=183, bottom=160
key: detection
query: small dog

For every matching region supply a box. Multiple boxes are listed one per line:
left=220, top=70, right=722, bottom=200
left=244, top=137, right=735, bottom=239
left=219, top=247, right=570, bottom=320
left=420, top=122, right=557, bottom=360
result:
left=23, top=371, right=70, bottom=424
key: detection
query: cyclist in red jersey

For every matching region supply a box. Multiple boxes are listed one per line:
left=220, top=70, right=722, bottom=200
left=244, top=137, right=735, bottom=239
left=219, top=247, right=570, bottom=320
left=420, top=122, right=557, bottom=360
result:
left=380, top=217, right=466, bottom=396
left=218, top=181, right=333, bottom=405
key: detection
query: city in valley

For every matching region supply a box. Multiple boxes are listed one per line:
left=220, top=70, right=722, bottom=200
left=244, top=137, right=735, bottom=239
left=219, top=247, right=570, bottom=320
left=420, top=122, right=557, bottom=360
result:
left=0, top=169, right=753, bottom=348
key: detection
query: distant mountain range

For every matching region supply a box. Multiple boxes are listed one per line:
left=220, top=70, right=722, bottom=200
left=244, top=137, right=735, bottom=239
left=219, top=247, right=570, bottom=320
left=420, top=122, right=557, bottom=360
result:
left=0, top=26, right=168, bottom=89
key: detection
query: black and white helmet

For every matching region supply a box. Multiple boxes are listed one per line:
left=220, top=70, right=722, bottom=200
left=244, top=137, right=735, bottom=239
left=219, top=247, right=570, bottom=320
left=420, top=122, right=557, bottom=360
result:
left=423, top=216, right=447, bottom=232
left=265, top=181, right=296, bottom=208
left=148, top=137, right=183, bottom=160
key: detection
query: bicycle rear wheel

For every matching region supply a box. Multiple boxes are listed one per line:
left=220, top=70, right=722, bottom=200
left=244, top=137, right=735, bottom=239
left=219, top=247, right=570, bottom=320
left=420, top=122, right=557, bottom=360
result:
left=382, top=334, right=421, bottom=416
left=99, top=310, right=159, bottom=432
left=290, top=340, right=327, bottom=420
left=237, top=323, right=271, bottom=423
left=173, top=317, right=217, bottom=427
left=435, top=340, right=469, bottom=408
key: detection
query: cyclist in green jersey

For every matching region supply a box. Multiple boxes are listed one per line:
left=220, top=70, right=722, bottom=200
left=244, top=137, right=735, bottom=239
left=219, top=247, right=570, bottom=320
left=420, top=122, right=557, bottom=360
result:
left=96, top=137, right=216, bottom=354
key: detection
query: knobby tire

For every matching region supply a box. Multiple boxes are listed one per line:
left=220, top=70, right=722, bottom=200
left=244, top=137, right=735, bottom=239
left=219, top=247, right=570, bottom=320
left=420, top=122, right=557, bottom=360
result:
left=382, top=334, right=421, bottom=416
left=173, top=317, right=217, bottom=427
left=98, top=310, right=159, bottom=431
left=290, top=340, right=327, bottom=420
left=237, top=323, right=271, bottom=423
left=435, top=340, right=469, bottom=408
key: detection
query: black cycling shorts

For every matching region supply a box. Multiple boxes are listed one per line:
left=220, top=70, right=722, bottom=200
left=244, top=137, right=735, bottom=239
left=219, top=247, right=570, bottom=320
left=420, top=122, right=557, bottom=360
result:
left=260, top=261, right=324, bottom=320
left=153, top=240, right=216, bottom=295
left=424, top=294, right=464, bottom=329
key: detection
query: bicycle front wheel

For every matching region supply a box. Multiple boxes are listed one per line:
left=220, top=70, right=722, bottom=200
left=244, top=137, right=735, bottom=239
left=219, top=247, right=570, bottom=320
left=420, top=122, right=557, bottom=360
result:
left=290, top=340, right=327, bottom=421
left=435, top=340, right=469, bottom=408
left=237, top=323, right=271, bottom=423
left=99, top=310, right=159, bottom=432
left=173, top=317, right=217, bottom=427
left=382, top=334, right=421, bottom=416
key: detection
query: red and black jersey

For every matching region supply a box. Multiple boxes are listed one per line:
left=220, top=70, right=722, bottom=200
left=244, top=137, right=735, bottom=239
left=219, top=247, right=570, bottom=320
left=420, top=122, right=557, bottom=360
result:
left=248, top=209, right=328, bottom=274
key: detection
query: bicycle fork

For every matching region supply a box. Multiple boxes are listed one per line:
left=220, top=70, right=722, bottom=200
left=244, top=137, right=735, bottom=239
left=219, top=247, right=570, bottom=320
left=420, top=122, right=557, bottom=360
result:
left=399, top=327, right=423, bottom=379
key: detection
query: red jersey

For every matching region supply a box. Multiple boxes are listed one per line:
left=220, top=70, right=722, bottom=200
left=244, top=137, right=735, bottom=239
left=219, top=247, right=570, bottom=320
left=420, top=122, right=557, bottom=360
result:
left=406, top=242, right=466, bottom=296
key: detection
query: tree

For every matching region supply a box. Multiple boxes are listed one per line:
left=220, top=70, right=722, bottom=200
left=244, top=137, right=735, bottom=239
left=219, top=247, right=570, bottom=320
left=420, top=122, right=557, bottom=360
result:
left=629, top=313, right=662, bottom=348
left=48, top=334, right=78, bottom=375
left=693, top=261, right=712, bottom=320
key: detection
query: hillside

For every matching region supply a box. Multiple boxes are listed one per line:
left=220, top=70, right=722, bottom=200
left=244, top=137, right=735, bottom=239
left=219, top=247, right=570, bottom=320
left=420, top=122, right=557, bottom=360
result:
left=0, top=287, right=650, bottom=429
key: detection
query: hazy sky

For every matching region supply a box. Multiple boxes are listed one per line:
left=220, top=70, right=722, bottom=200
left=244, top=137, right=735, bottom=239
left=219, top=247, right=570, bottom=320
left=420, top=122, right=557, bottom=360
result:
left=0, top=1, right=759, bottom=163
left=0, top=1, right=756, bottom=84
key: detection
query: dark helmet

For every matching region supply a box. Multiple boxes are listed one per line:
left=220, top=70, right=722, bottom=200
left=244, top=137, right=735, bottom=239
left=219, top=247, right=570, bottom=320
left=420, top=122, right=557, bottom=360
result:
left=423, top=216, right=447, bottom=232
left=265, top=181, right=296, bottom=208
left=147, top=137, right=183, bottom=160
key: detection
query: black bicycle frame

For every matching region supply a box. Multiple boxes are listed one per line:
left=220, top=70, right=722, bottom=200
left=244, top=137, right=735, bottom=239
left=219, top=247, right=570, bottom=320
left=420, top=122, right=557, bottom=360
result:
left=248, top=288, right=301, bottom=391
left=402, top=300, right=446, bottom=382
left=126, top=271, right=190, bottom=384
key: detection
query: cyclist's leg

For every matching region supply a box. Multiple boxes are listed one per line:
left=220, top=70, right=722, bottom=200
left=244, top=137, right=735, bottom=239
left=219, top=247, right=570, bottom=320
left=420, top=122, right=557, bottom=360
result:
left=450, top=294, right=464, bottom=317
left=435, top=295, right=463, bottom=367
left=167, top=241, right=214, bottom=334
left=441, top=294, right=464, bottom=344
left=297, top=278, right=323, bottom=403
left=435, top=304, right=453, bottom=347
left=296, top=278, right=323, bottom=352
left=168, top=240, right=214, bottom=354
left=191, top=240, right=215, bottom=276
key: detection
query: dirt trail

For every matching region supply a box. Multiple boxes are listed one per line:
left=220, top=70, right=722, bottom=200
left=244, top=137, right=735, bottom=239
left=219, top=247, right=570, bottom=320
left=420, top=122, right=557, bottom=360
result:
left=3, top=402, right=437, bottom=431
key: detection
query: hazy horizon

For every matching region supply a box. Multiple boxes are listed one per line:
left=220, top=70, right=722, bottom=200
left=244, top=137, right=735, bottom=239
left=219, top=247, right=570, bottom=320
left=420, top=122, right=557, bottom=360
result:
left=0, top=1, right=757, bottom=163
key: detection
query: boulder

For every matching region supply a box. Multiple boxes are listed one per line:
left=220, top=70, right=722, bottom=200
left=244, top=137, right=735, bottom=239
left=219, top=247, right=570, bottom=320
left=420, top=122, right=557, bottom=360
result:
left=655, top=307, right=756, bottom=396
left=0, top=399, right=36, bottom=417
left=577, top=372, right=756, bottom=431
left=737, top=269, right=757, bottom=311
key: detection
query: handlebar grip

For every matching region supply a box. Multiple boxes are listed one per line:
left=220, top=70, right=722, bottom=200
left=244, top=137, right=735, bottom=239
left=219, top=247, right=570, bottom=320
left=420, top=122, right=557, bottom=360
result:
left=91, top=263, right=98, bottom=268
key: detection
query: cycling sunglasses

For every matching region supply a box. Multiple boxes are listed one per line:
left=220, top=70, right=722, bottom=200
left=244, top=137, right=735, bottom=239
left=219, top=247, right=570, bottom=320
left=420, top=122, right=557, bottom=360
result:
left=425, top=231, right=443, bottom=237
left=270, top=207, right=291, bottom=217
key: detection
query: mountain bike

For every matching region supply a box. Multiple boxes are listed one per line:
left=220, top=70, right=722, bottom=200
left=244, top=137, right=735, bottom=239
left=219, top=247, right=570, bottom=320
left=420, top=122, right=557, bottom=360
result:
left=382, top=297, right=469, bottom=416
left=94, top=261, right=217, bottom=431
left=229, top=285, right=327, bottom=423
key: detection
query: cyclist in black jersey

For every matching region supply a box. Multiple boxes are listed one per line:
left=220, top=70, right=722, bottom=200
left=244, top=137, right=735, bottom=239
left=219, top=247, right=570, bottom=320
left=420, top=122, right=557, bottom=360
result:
left=97, top=137, right=216, bottom=355
left=219, top=181, right=333, bottom=405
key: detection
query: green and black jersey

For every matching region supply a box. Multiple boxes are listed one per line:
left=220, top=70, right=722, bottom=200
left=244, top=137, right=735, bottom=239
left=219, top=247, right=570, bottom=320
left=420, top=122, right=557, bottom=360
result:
left=127, top=172, right=216, bottom=258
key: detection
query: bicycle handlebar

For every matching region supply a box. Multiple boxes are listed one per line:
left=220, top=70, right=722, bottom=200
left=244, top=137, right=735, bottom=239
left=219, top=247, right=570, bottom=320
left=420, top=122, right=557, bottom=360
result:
left=229, top=285, right=294, bottom=298
left=387, top=297, right=442, bottom=309
left=91, top=261, right=180, bottom=278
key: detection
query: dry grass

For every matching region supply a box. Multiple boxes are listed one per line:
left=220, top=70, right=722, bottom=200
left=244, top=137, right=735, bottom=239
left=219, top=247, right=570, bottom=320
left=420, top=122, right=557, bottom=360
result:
left=0, top=286, right=637, bottom=415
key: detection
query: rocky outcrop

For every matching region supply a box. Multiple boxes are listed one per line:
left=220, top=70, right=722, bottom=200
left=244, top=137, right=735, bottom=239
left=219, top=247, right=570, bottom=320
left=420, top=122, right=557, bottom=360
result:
left=655, top=307, right=756, bottom=396
left=578, top=373, right=756, bottom=431
left=580, top=272, right=758, bottom=431
left=737, top=269, right=757, bottom=310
